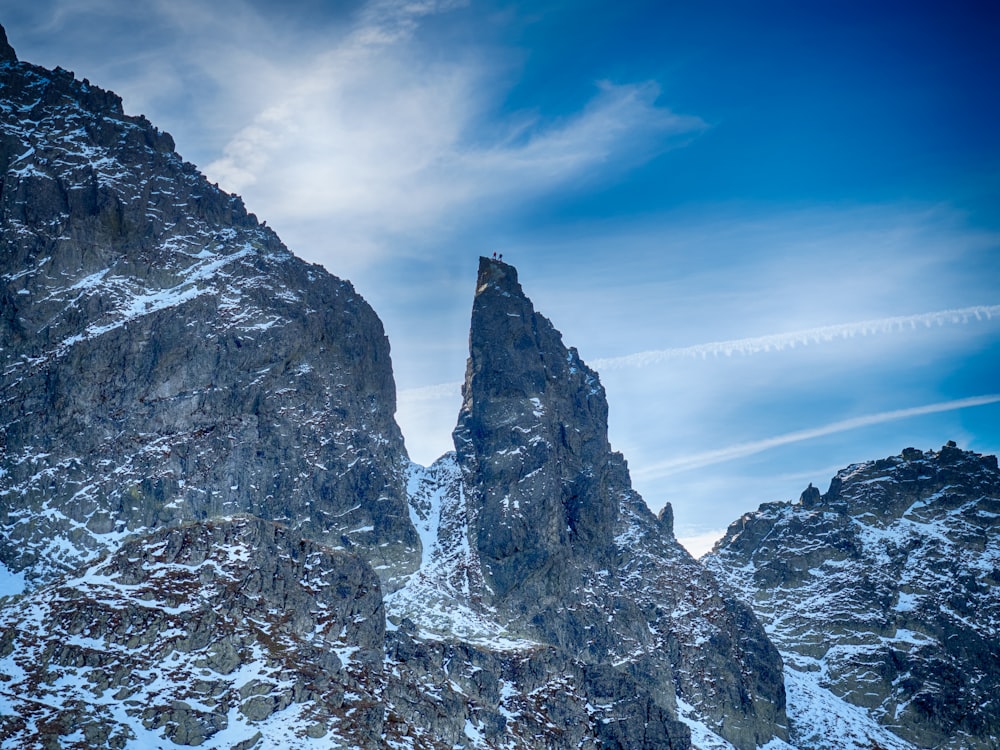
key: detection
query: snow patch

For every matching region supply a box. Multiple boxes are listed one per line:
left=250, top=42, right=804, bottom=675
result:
left=0, top=562, right=26, bottom=599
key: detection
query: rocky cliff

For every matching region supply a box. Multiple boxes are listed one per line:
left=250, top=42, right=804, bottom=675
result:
left=0, top=516, right=388, bottom=747
left=390, top=258, right=789, bottom=750
left=1, top=514, right=703, bottom=749
left=705, top=444, right=1000, bottom=750
left=0, top=30, right=417, bottom=590
left=3, top=22, right=997, bottom=750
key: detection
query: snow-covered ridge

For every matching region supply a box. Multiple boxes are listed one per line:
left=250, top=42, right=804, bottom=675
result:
left=2, top=48, right=417, bottom=595
left=706, top=444, right=1000, bottom=750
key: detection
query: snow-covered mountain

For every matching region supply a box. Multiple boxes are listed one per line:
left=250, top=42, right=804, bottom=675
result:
left=0, top=25, right=417, bottom=591
left=705, top=444, right=1000, bottom=750
left=1, top=21, right=997, bottom=750
left=389, top=259, right=788, bottom=750
left=0, top=25, right=782, bottom=749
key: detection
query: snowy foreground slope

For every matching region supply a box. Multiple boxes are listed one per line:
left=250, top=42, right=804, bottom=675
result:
left=1, top=516, right=693, bottom=749
left=705, top=444, right=1000, bottom=750
left=0, top=517, right=387, bottom=748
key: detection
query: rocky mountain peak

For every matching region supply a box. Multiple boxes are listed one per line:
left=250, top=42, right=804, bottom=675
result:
left=706, top=443, right=1000, bottom=749
left=463, top=256, right=608, bottom=426
left=821, top=441, right=1000, bottom=516
left=455, top=257, right=618, bottom=602
left=404, top=257, right=790, bottom=749
left=0, top=24, right=16, bottom=63
left=473, top=254, right=519, bottom=296
left=798, top=482, right=821, bottom=506
left=0, top=43, right=418, bottom=590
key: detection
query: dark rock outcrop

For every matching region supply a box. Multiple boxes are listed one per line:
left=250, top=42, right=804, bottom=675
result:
left=706, top=444, right=1000, bottom=750
left=0, top=25, right=15, bottom=64
left=0, top=31, right=417, bottom=589
left=393, top=258, right=789, bottom=750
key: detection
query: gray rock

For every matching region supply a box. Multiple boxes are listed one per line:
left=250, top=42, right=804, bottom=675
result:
left=399, top=257, right=788, bottom=749
left=706, top=444, right=1000, bottom=750
left=0, top=34, right=418, bottom=590
left=382, top=626, right=693, bottom=749
left=0, top=516, right=387, bottom=747
left=0, top=25, right=15, bottom=63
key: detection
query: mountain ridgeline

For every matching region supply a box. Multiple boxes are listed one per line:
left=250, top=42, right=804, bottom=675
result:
left=0, top=26, right=416, bottom=591
left=705, top=444, right=1000, bottom=750
left=2, top=24, right=998, bottom=750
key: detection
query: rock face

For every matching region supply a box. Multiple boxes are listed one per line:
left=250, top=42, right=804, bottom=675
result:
left=705, top=444, right=1000, bottom=750
left=6, top=24, right=998, bottom=750
left=0, top=512, right=694, bottom=749
left=0, top=516, right=388, bottom=748
left=0, top=36, right=417, bottom=589
left=390, top=258, right=789, bottom=750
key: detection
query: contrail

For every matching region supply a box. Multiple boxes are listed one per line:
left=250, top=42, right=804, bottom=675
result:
left=634, top=394, right=1000, bottom=479
left=397, top=304, right=1000, bottom=401
left=592, top=304, right=1000, bottom=370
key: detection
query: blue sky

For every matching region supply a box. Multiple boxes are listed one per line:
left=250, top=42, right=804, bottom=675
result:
left=3, top=0, right=998, bottom=554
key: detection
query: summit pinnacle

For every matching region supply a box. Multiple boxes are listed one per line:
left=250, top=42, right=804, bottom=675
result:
left=0, top=24, right=16, bottom=63
left=398, top=256, right=791, bottom=750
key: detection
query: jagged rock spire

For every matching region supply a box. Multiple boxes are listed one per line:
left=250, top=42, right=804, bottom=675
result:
left=449, top=257, right=788, bottom=750
left=0, top=24, right=16, bottom=63
left=454, top=256, right=621, bottom=600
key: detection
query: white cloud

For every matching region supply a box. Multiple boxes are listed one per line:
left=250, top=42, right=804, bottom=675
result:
left=195, top=1, right=705, bottom=267
left=16, top=0, right=708, bottom=273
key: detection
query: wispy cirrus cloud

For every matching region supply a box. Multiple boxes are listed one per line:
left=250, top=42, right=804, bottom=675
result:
left=206, top=77, right=703, bottom=254
left=193, top=3, right=705, bottom=270
left=16, top=0, right=706, bottom=275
